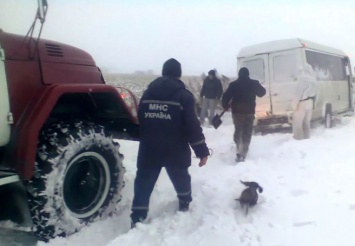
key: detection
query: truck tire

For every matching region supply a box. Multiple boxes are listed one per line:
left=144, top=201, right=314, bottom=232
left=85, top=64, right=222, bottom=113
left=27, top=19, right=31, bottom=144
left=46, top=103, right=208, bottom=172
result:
left=26, top=121, right=125, bottom=241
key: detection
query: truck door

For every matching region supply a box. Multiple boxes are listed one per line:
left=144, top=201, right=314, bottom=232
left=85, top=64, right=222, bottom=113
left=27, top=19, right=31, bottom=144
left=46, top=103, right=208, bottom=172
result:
left=0, top=46, right=11, bottom=146
left=268, top=50, right=300, bottom=115
left=239, top=54, right=271, bottom=116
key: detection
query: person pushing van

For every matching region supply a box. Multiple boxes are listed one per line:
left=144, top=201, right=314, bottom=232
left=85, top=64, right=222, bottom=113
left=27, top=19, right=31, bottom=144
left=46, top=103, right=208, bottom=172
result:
left=292, top=64, right=317, bottom=140
left=222, top=67, right=266, bottom=162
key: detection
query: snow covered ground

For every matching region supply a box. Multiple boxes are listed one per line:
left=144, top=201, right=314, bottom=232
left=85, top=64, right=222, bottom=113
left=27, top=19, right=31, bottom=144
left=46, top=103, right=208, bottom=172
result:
left=2, top=113, right=355, bottom=246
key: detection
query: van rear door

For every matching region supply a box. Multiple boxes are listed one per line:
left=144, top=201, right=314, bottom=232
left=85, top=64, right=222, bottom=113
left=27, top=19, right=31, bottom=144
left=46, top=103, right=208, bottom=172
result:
left=268, top=49, right=300, bottom=115
left=238, top=54, right=271, bottom=117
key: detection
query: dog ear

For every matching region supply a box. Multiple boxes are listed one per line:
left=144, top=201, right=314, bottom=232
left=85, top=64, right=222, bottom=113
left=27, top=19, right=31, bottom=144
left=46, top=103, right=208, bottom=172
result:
left=240, top=180, right=250, bottom=187
left=258, top=186, right=263, bottom=193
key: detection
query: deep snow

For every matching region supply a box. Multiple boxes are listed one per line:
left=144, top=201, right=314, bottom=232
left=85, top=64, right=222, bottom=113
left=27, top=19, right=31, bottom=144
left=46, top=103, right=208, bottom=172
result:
left=2, top=113, right=355, bottom=246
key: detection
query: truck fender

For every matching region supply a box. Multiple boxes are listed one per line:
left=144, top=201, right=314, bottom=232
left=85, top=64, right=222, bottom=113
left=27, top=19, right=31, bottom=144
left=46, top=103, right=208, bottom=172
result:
left=10, top=84, right=137, bottom=180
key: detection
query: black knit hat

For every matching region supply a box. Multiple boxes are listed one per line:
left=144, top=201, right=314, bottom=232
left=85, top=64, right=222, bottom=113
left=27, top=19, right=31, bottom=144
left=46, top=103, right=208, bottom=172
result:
left=238, top=67, right=249, bottom=77
left=162, top=58, right=182, bottom=78
left=208, top=70, right=216, bottom=76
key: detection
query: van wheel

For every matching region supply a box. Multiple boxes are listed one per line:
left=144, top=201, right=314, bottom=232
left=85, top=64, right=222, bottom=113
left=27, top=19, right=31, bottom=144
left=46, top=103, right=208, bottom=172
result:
left=26, top=121, right=125, bottom=242
left=324, top=106, right=333, bottom=128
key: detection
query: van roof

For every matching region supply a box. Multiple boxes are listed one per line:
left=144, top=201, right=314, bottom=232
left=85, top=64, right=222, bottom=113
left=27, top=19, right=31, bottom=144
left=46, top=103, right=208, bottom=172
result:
left=237, top=38, right=346, bottom=58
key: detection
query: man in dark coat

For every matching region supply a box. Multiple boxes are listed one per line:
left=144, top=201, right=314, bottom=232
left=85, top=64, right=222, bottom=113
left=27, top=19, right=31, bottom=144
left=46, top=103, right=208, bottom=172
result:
left=199, top=70, right=223, bottom=125
left=222, top=67, right=266, bottom=162
left=131, top=58, right=210, bottom=227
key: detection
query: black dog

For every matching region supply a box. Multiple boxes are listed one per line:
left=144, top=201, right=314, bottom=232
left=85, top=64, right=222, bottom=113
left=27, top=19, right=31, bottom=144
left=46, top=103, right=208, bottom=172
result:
left=236, top=180, right=263, bottom=215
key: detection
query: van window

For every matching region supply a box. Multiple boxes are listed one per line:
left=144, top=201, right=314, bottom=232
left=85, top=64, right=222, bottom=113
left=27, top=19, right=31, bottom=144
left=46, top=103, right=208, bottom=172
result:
left=243, top=59, right=264, bottom=83
left=305, top=50, right=346, bottom=81
left=273, top=53, right=297, bottom=82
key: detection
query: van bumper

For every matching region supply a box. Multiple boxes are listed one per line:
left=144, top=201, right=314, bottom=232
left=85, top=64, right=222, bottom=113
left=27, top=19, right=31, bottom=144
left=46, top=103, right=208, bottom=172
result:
left=254, top=114, right=292, bottom=133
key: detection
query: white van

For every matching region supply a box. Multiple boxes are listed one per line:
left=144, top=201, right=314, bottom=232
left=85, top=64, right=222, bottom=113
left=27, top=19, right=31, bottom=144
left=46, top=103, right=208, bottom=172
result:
left=237, top=38, right=354, bottom=132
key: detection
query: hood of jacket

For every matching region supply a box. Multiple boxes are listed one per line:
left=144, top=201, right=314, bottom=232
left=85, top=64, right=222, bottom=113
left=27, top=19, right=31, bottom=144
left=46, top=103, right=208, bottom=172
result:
left=145, top=76, right=186, bottom=101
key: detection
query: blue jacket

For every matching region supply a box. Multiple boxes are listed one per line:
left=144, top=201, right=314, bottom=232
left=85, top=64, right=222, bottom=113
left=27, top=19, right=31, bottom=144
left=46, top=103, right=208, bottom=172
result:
left=137, top=76, right=210, bottom=168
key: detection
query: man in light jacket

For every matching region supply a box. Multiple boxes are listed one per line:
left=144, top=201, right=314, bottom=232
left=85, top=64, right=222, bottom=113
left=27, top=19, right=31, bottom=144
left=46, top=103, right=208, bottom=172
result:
left=292, top=64, right=317, bottom=140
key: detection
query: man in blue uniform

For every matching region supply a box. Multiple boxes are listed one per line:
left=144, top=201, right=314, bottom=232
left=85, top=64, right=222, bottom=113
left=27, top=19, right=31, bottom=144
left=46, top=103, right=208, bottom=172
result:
left=131, top=58, right=210, bottom=227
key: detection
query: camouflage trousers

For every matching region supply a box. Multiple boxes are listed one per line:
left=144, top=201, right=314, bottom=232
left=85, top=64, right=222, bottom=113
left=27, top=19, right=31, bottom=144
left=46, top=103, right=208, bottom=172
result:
left=232, top=113, right=255, bottom=157
left=200, top=98, right=217, bottom=124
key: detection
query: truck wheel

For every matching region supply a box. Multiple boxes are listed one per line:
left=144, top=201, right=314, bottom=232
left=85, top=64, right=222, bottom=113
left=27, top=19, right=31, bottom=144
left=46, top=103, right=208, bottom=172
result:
left=26, top=121, right=125, bottom=241
left=324, top=105, right=333, bottom=128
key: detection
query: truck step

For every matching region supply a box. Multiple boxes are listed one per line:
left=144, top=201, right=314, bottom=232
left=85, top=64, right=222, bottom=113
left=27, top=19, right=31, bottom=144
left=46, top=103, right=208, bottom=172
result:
left=0, top=171, right=20, bottom=186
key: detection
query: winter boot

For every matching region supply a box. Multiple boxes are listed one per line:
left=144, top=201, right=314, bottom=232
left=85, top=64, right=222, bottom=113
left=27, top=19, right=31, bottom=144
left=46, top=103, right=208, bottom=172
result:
left=179, top=200, right=190, bottom=212
left=130, top=212, right=146, bottom=229
left=236, top=154, right=245, bottom=163
left=131, top=217, right=145, bottom=229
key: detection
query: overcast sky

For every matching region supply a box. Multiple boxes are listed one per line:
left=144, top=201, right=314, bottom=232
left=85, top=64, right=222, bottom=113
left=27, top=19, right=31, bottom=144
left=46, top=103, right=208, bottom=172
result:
left=1, top=0, right=355, bottom=76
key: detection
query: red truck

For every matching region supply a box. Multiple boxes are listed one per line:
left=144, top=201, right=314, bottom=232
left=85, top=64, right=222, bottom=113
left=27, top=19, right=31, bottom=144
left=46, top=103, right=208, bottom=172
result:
left=0, top=1, right=139, bottom=241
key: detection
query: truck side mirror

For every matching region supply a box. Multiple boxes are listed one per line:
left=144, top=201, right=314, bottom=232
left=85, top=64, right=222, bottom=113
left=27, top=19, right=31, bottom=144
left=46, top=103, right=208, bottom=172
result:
left=38, top=0, right=48, bottom=23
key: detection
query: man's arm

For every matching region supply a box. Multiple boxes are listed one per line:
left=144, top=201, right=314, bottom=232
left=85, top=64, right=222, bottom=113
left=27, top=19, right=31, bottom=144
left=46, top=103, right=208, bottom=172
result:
left=222, top=83, right=233, bottom=109
left=255, top=81, right=266, bottom=97
left=200, top=79, right=207, bottom=98
left=292, top=79, right=307, bottom=110
left=312, top=80, right=318, bottom=109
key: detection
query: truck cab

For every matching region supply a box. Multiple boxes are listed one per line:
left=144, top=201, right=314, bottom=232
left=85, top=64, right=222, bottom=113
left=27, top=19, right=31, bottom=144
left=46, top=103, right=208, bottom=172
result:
left=0, top=2, right=139, bottom=242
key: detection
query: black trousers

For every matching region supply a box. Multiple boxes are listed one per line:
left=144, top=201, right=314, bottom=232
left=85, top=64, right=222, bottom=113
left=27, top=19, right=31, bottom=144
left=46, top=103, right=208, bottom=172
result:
left=232, top=113, right=255, bottom=157
left=131, top=165, right=192, bottom=223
